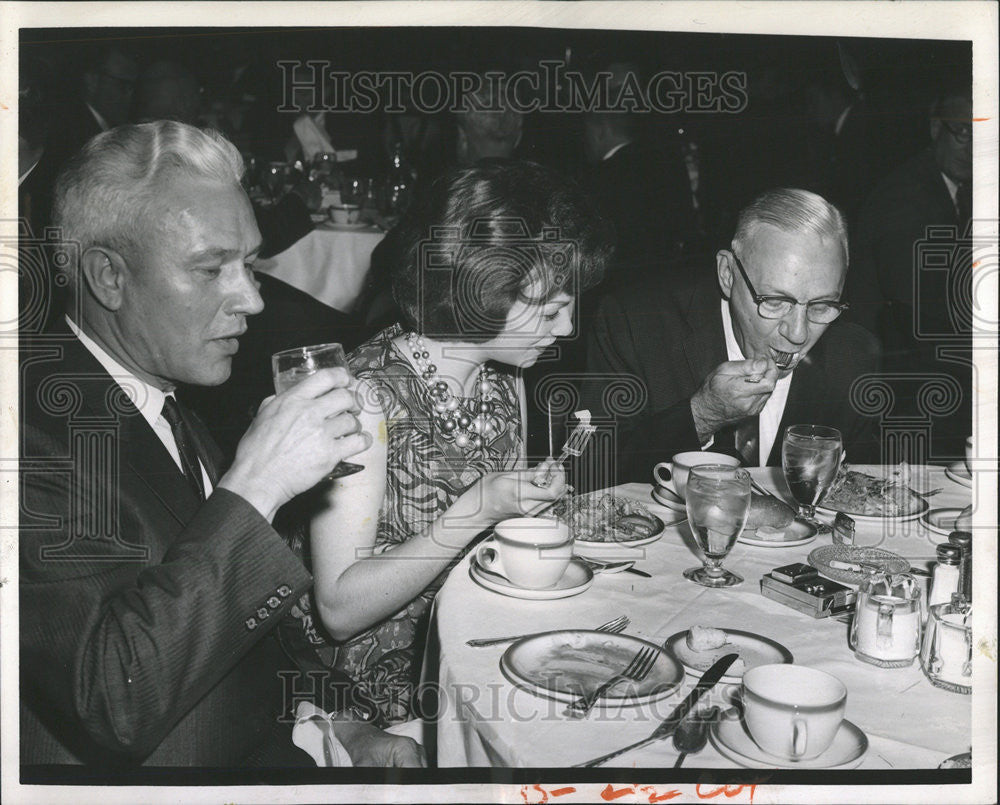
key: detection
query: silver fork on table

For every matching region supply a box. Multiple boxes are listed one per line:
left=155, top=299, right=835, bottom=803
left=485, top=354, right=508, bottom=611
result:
left=466, top=614, right=629, bottom=648
left=565, top=645, right=658, bottom=717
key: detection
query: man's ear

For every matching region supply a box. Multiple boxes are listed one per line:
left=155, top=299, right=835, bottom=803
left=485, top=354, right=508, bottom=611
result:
left=83, top=71, right=98, bottom=98
left=716, top=249, right=735, bottom=299
left=80, top=246, right=129, bottom=311
left=929, top=118, right=942, bottom=143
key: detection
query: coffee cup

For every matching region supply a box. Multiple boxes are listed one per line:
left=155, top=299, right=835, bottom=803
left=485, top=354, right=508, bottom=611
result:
left=653, top=451, right=741, bottom=500
left=741, top=664, right=847, bottom=761
left=330, top=204, right=361, bottom=225
left=475, top=518, right=573, bottom=589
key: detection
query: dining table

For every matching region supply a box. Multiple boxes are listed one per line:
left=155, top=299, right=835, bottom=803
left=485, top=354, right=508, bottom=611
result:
left=430, top=464, right=975, bottom=769
left=254, top=219, right=385, bottom=314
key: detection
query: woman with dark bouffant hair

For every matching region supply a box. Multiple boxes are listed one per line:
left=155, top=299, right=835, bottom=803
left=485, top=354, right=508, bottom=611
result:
left=282, top=160, right=611, bottom=726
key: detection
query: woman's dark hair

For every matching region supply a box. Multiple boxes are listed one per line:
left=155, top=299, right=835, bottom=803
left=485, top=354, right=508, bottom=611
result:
left=391, top=159, right=612, bottom=341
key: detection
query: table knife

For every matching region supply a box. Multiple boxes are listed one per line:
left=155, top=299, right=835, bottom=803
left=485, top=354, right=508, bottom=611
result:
left=574, top=652, right=739, bottom=768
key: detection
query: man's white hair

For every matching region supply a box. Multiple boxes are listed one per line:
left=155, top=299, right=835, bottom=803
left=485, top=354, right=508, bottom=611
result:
left=732, top=188, right=848, bottom=266
left=53, top=121, right=244, bottom=281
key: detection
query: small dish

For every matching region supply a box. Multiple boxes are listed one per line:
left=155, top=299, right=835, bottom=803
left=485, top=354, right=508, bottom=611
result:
left=817, top=495, right=928, bottom=523
left=500, top=630, right=683, bottom=706
left=808, top=544, right=910, bottom=585
left=664, top=629, right=792, bottom=683
left=921, top=507, right=967, bottom=537
left=469, top=556, right=593, bottom=600
left=651, top=486, right=686, bottom=512
left=711, top=715, right=868, bottom=769
left=738, top=517, right=818, bottom=547
left=945, top=462, right=972, bottom=488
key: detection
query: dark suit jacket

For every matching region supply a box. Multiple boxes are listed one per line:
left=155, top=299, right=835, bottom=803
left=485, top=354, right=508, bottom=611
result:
left=582, top=140, right=696, bottom=278
left=579, top=269, right=881, bottom=485
left=847, top=149, right=963, bottom=353
left=19, top=326, right=312, bottom=766
left=845, top=148, right=971, bottom=460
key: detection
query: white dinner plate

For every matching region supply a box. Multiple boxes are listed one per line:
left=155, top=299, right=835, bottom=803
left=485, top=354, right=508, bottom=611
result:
left=711, top=715, right=868, bottom=769
left=500, top=630, right=683, bottom=706
left=945, top=462, right=972, bottom=488
left=663, top=629, right=793, bottom=683
left=921, top=507, right=967, bottom=537
left=738, top=517, right=818, bottom=547
left=563, top=492, right=677, bottom=551
left=469, top=555, right=593, bottom=600
left=808, top=544, right=910, bottom=585
left=817, top=494, right=929, bottom=523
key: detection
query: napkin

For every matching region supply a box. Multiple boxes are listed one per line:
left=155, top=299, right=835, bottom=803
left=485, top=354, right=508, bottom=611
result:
left=293, top=113, right=335, bottom=163
left=291, top=701, right=426, bottom=767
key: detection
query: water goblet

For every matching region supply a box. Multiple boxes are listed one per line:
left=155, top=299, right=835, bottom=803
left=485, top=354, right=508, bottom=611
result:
left=271, top=343, right=364, bottom=479
left=781, top=425, right=842, bottom=534
left=682, top=465, right=752, bottom=588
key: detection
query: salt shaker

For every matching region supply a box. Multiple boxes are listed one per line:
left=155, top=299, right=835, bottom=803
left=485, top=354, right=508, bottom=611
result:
left=928, top=543, right=962, bottom=608
left=948, top=531, right=972, bottom=600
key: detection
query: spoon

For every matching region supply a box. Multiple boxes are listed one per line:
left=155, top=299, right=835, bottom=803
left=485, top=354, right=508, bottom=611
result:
left=672, top=706, right=719, bottom=767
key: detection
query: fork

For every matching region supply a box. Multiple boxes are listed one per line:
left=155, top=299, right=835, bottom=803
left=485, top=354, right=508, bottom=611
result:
left=565, top=645, right=658, bottom=716
left=466, top=614, right=629, bottom=648
left=533, top=411, right=596, bottom=488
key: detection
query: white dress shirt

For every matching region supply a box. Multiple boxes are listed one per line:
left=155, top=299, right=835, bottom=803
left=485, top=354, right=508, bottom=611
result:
left=67, top=317, right=213, bottom=493
left=719, top=302, right=793, bottom=466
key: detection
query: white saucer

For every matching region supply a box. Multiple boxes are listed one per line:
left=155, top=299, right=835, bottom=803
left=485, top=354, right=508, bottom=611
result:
left=469, top=557, right=593, bottom=600
left=651, top=486, right=686, bottom=512
left=945, top=462, right=972, bottom=488
left=711, top=716, right=868, bottom=769
left=664, top=629, right=793, bottom=683
left=921, top=507, right=967, bottom=537
left=738, top=517, right=818, bottom=547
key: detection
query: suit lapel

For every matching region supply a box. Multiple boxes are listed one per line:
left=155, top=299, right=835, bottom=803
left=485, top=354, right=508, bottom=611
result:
left=52, top=326, right=203, bottom=525
left=680, top=278, right=727, bottom=389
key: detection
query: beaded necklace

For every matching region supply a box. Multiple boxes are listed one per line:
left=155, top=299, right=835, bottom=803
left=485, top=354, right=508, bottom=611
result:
left=404, top=332, right=503, bottom=450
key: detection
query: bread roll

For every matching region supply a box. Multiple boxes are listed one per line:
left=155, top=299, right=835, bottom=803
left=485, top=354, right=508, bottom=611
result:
left=686, top=625, right=729, bottom=652
left=744, top=493, right=796, bottom=531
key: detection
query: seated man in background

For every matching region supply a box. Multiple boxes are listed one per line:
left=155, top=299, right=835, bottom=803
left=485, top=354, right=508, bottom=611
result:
left=580, top=188, right=880, bottom=486
left=847, top=87, right=973, bottom=463
left=20, top=121, right=422, bottom=768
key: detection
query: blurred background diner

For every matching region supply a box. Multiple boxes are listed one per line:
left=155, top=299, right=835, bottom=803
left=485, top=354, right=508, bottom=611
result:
left=18, top=28, right=973, bottom=467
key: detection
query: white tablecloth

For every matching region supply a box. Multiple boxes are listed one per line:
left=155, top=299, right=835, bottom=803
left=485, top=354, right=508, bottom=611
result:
left=255, top=222, right=384, bottom=313
left=432, top=465, right=974, bottom=768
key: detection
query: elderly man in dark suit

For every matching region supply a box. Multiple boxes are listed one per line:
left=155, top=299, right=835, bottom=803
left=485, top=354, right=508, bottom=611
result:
left=19, top=121, right=423, bottom=768
left=580, top=188, right=880, bottom=485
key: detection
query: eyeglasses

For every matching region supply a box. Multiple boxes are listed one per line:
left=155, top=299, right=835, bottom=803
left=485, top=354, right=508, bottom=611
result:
left=940, top=119, right=972, bottom=144
left=730, top=250, right=848, bottom=324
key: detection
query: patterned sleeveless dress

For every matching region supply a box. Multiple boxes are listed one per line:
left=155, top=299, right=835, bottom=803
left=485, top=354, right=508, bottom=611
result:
left=279, top=325, right=523, bottom=726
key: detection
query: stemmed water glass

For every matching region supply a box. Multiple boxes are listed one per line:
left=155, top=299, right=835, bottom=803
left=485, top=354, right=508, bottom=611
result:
left=781, top=425, right=842, bottom=533
left=271, top=343, right=364, bottom=479
left=683, top=465, right=752, bottom=588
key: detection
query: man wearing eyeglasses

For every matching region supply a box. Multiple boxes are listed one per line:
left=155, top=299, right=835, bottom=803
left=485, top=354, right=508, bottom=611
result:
left=581, top=187, right=880, bottom=483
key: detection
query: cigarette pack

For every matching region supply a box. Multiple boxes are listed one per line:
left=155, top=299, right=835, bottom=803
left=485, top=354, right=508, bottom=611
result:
left=760, top=572, right=857, bottom=618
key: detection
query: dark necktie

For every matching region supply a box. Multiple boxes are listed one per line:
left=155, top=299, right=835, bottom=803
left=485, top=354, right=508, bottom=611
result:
left=733, top=416, right=760, bottom=467
left=161, top=395, right=206, bottom=501
left=956, top=182, right=972, bottom=234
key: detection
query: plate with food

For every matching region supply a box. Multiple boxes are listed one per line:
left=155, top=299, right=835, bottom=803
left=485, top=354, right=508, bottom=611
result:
left=500, top=630, right=683, bottom=706
left=664, top=626, right=793, bottom=684
left=817, top=466, right=929, bottom=522
left=554, top=493, right=673, bottom=550
left=808, top=544, right=911, bottom=585
left=738, top=493, right=818, bottom=547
